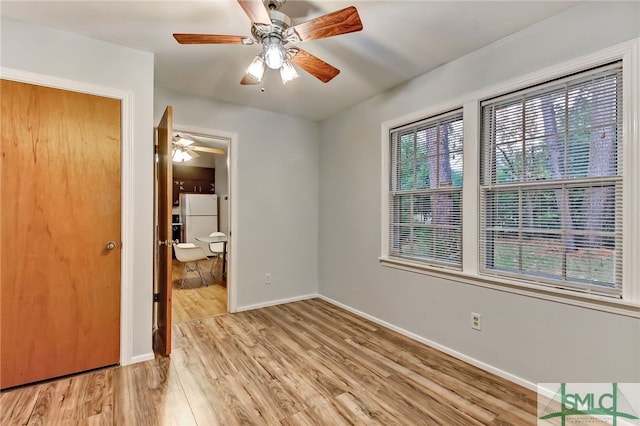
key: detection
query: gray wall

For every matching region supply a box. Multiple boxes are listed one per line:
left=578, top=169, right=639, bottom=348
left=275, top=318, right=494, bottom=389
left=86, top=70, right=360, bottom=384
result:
left=318, top=2, right=640, bottom=386
left=154, top=88, right=319, bottom=310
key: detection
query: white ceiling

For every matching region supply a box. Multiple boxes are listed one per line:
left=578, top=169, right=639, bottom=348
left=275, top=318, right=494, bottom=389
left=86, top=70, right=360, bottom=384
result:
left=1, top=1, right=581, bottom=121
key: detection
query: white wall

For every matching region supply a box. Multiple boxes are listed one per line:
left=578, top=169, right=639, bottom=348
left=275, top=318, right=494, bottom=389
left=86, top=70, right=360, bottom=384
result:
left=318, top=2, right=640, bottom=386
left=1, top=18, right=155, bottom=360
left=154, top=88, right=319, bottom=309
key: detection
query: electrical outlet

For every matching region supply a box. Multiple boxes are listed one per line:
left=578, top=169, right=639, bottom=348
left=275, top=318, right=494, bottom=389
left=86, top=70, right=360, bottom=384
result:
left=471, top=312, right=482, bottom=331
left=265, top=273, right=271, bottom=285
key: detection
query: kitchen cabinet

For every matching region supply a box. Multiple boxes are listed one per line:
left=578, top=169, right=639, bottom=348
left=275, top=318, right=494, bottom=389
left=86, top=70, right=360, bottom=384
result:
left=172, top=164, right=215, bottom=206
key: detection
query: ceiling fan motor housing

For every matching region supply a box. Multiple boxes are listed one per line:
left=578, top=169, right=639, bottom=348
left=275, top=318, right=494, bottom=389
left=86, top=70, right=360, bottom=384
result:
left=252, top=9, right=291, bottom=42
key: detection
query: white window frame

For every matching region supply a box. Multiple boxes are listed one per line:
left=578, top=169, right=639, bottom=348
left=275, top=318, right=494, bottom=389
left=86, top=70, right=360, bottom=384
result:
left=380, top=39, right=640, bottom=317
left=388, top=110, right=464, bottom=269
left=479, top=63, right=624, bottom=298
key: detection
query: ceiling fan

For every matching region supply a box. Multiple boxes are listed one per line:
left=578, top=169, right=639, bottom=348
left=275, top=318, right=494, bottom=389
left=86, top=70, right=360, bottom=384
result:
left=172, top=133, right=225, bottom=163
left=173, top=0, right=363, bottom=85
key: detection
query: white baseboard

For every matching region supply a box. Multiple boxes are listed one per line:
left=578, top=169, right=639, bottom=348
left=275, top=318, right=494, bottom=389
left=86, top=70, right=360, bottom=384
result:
left=318, top=295, right=538, bottom=392
left=129, top=352, right=155, bottom=365
left=236, top=293, right=319, bottom=312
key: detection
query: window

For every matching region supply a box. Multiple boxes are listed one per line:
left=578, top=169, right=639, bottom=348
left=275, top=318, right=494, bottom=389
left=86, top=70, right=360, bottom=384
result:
left=479, top=63, right=623, bottom=297
left=382, top=42, right=638, bottom=309
left=388, top=110, right=463, bottom=268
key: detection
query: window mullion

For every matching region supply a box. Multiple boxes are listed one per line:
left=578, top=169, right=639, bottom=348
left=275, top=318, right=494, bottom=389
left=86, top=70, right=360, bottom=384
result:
left=462, top=100, right=479, bottom=274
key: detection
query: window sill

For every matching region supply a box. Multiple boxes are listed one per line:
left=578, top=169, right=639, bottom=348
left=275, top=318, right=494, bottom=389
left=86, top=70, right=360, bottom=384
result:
left=379, top=256, right=640, bottom=318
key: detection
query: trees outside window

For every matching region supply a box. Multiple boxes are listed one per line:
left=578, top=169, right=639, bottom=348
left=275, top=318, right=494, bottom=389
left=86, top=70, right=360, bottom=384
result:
left=389, top=111, right=463, bottom=268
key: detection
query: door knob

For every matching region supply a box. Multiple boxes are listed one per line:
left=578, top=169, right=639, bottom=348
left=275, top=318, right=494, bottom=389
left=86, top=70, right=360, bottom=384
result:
left=158, top=239, right=178, bottom=247
left=106, top=241, right=117, bottom=250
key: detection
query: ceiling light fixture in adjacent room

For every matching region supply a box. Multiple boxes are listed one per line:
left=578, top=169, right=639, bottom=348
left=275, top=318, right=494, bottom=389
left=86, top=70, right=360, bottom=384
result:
left=172, top=146, right=193, bottom=163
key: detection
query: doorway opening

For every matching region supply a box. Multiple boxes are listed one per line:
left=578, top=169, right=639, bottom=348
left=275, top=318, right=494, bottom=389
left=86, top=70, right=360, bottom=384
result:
left=170, top=129, right=230, bottom=323
left=153, top=121, right=236, bottom=353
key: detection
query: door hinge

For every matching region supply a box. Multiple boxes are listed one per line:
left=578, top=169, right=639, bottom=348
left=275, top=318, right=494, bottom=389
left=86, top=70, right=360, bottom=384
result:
left=153, top=293, right=159, bottom=303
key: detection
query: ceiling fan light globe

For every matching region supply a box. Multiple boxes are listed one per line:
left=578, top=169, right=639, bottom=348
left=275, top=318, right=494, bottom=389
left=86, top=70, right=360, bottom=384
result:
left=280, top=60, right=298, bottom=84
left=263, top=37, right=285, bottom=69
left=246, top=55, right=266, bottom=81
left=172, top=148, right=193, bottom=163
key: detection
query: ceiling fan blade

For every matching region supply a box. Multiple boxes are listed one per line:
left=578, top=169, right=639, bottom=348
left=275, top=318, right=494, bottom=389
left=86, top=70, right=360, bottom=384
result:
left=237, top=0, right=272, bottom=25
left=191, top=146, right=226, bottom=155
left=173, top=134, right=194, bottom=147
left=181, top=132, right=228, bottom=145
left=240, top=73, right=260, bottom=85
left=287, top=6, right=363, bottom=43
left=290, top=49, right=340, bottom=83
left=173, top=34, right=252, bottom=45
left=184, top=147, right=200, bottom=159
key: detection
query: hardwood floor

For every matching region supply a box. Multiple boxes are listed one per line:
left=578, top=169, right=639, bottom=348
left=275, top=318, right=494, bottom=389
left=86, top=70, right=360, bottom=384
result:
left=172, top=258, right=227, bottom=323
left=0, top=298, right=538, bottom=425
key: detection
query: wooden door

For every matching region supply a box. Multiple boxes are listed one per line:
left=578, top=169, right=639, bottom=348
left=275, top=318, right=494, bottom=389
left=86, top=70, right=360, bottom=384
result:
left=0, top=80, right=121, bottom=388
left=154, top=106, right=173, bottom=356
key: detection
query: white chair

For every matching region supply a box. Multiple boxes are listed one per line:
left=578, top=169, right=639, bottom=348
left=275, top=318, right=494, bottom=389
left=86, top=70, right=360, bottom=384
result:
left=208, top=232, right=227, bottom=278
left=173, top=243, right=209, bottom=288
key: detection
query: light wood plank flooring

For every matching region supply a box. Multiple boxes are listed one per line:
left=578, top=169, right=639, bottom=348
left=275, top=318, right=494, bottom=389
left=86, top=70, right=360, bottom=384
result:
left=0, top=298, right=538, bottom=425
left=172, top=258, right=227, bottom=323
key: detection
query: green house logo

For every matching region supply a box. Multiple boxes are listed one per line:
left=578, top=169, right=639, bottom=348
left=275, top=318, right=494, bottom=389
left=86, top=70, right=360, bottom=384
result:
left=538, top=383, right=640, bottom=425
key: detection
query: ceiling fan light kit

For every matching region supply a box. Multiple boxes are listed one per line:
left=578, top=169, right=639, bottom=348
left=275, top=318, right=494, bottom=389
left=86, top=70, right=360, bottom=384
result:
left=173, top=0, right=363, bottom=86
left=245, top=55, right=266, bottom=81
left=172, top=147, right=194, bottom=163
left=280, top=59, right=298, bottom=84
left=263, top=35, right=285, bottom=69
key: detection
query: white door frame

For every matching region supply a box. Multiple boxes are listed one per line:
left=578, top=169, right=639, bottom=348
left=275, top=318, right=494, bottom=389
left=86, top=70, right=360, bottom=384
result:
left=173, top=123, right=238, bottom=313
left=0, top=67, right=135, bottom=365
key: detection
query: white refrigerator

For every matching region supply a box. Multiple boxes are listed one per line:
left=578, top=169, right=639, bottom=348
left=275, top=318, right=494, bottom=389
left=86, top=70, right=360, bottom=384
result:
left=180, top=194, right=218, bottom=256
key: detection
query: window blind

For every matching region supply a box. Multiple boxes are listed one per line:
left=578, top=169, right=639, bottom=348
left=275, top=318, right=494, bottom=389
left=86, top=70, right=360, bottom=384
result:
left=389, top=110, right=463, bottom=268
left=479, top=62, right=623, bottom=297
